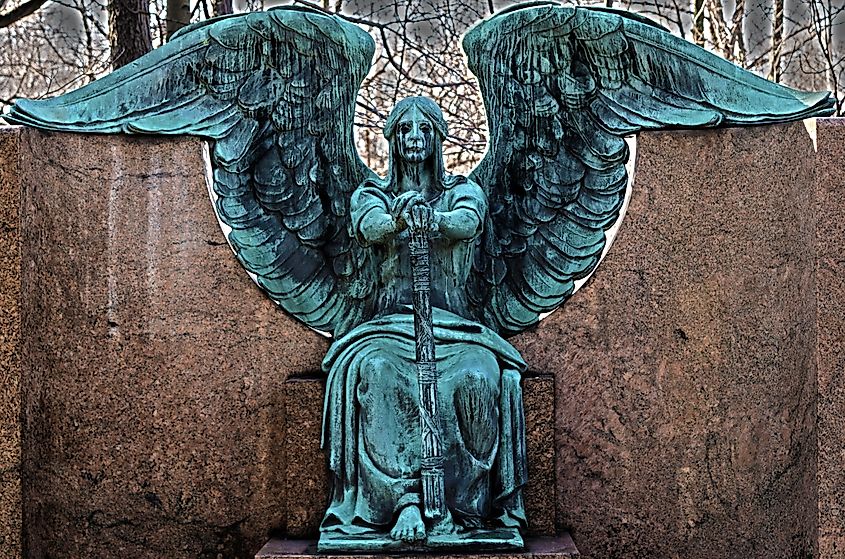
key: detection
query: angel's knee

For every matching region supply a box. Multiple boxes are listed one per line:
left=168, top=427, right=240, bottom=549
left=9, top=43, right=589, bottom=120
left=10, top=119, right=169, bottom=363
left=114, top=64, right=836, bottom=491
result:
left=358, top=352, right=403, bottom=393
left=452, top=356, right=500, bottom=460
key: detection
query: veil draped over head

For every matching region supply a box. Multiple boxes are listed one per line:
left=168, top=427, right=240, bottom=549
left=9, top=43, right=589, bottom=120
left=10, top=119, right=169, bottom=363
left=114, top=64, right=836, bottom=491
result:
left=378, top=96, right=462, bottom=194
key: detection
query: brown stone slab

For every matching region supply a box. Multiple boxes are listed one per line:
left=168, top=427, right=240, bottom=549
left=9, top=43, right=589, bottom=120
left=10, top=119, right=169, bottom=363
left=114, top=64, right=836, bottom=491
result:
left=0, top=127, right=21, bottom=559
left=11, top=122, right=841, bottom=559
left=522, top=375, right=556, bottom=536
left=512, top=122, right=820, bottom=559
left=281, top=376, right=556, bottom=538
left=282, top=378, right=329, bottom=538
left=17, top=129, right=329, bottom=558
left=255, top=534, right=579, bottom=559
left=815, top=118, right=845, bottom=559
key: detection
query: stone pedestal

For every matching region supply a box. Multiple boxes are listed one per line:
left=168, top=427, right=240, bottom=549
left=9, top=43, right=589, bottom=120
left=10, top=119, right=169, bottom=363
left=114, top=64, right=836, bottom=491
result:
left=255, top=535, right=580, bottom=559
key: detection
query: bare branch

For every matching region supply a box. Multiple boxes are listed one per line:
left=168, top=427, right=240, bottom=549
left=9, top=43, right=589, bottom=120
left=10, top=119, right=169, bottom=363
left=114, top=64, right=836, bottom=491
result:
left=0, top=0, right=49, bottom=28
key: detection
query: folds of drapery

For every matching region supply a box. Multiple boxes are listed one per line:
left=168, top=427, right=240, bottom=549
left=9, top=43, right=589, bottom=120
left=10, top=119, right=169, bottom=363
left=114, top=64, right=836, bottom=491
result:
left=320, top=307, right=528, bottom=533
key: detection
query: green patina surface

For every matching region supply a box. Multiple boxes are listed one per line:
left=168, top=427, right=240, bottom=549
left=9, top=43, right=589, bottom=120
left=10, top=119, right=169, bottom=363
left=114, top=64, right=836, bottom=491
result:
left=3, top=1, right=834, bottom=552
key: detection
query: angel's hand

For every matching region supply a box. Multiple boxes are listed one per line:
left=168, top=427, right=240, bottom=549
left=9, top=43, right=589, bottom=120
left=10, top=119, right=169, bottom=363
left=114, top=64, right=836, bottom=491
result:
left=404, top=203, right=438, bottom=233
left=391, top=191, right=426, bottom=219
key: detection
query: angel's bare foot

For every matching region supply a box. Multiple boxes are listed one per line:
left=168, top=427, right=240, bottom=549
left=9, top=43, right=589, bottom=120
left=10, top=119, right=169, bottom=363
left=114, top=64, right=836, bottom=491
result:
left=390, top=505, right=426, bottom=543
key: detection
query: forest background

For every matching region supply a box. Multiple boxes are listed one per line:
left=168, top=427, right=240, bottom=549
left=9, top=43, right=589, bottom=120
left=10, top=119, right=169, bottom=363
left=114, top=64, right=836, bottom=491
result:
left=0, top=0, right=842, bottom=173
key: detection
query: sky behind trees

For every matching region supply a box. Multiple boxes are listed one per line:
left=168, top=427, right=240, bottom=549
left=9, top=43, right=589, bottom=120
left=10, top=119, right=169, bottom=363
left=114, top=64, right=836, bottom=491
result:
left=1, top=0, right=842, bottom=172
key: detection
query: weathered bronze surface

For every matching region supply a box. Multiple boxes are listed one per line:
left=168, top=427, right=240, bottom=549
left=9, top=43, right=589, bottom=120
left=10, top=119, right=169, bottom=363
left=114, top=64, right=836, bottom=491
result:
left=3, top=2, right=834, bottom=553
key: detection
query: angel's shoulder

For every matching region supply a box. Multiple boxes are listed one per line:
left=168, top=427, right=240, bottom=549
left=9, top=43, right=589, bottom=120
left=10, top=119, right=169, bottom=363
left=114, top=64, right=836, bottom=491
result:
left=444, top=174, right=484, bottom=194
left=442, top=175, right=487, bottom=218
left=352, top=177, right=390, bottom=197
left=350, top=177, right=391, bottom=214
left=444, top=174, right=485, bottom=200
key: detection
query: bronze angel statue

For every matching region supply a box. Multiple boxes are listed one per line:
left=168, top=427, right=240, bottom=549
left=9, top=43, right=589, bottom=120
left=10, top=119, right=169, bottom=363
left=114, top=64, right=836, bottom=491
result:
left=5, top=1, right=834, bottom=552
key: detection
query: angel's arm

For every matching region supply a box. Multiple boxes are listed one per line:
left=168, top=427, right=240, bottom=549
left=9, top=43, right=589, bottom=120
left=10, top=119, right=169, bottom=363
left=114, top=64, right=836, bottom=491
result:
left=435, top=181, right=487, bottom=241
left=351, top=186, right=399, bottom=246
left=436, top=209, right=479, bottom=240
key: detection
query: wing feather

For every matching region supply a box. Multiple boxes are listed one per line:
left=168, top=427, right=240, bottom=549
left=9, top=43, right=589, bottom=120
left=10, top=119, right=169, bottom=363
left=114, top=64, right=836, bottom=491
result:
left=464, top=2, right=834, bottom=336
left=6, top=7, right=378, bottom=336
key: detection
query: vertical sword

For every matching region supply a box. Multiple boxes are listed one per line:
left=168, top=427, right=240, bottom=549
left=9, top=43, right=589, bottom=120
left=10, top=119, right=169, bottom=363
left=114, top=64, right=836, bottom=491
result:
left=408, top=227, right=446, bottom=522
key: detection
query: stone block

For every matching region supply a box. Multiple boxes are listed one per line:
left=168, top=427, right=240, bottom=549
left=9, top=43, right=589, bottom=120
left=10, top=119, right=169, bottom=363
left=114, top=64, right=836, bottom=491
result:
left=512, top=122, right=819, bottom=559
left=281, top=378, right=328, bottom=538
left=0, top=127, right=21, bottom=559
left=255, top=534, right=580, bottom=559
left=523, top=375, right=556, bottom=536
left=815, top=118, right=845, bottom=559
left=280, top=375, right=557, bottom=538
left=17, top=128, right=329, bottom=558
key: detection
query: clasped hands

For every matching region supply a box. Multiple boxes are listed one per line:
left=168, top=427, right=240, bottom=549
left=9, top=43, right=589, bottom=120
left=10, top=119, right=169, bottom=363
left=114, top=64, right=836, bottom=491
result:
left=391, top=191, right=440, bottom=234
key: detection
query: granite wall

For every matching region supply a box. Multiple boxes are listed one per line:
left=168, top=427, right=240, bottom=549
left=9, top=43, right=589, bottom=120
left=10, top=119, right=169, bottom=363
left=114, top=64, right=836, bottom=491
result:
left=0, top=121, right=841, bottom=559
left=815, top=118, right=845, bottom=559
left=515, top=121, right=820, bottom=559
left=0, top=129, right=21, bottom=559
left=17, top=130, right=329, bottom=558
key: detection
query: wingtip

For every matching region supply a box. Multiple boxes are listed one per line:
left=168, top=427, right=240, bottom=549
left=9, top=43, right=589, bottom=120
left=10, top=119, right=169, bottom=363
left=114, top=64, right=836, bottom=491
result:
left=771, top=89, right=837, bottom=121
left=2, top=97, right=125, bottom=133
left=803, top=90, right=837, bottom=118
left=2, top=108, right=20, bottom=127
left=4, top=98, right=70, bottom=130
left=4, top=99, right=42, bottom=127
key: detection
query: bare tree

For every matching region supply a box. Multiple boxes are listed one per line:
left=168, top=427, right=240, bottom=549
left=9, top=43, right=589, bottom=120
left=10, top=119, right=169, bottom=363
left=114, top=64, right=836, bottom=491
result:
left=0, top=0, right=49, bottom=27
left=769, top=0, right=784, bottom=81
left=165, top=0, right=189, bottom=39
left=805, top=0, right=845, bottom=113
left=290, top=0, right=491, bottom=173
left=0, top=0, right=111, bottom=105
left=1, top=0, right=843, bottom=135
left=692, top=0, right=705, bottom=45
left=213, top=0, right=232, bottom=16
left=108, top=0, right=152, bottom=67
left=729, top=0, right=746, bottom=64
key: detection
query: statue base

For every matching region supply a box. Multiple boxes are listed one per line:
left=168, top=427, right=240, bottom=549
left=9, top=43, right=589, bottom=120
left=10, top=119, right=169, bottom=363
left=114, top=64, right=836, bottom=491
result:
left=256, top=534, right=579, bottom=558
left=318, top=527, right=523, bottom=553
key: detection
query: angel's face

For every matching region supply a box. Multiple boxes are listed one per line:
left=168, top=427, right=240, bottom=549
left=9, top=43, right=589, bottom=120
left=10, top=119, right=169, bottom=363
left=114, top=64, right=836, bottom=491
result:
left=396, top=106, right=434, bottom=164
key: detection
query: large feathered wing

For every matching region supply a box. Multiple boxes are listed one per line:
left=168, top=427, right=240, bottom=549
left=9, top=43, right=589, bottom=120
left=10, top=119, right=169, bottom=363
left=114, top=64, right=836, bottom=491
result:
left=462, top=2, right=835, bottom=337
left=6, top=7, right=378, bottom=336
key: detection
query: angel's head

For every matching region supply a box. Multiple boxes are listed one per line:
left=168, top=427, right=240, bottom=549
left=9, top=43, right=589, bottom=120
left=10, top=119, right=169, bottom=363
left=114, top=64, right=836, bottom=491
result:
left=383, top=97, right=448, bottom=189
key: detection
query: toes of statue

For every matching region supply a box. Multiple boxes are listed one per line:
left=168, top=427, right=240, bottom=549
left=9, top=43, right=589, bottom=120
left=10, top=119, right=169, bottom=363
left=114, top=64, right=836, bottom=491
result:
left=390, top=505, right=426, bottom=543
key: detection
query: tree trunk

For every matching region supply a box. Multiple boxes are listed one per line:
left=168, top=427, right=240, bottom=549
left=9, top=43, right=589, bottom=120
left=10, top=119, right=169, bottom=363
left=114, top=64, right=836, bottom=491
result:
left=108, top=0, right=152, bottom=69
left=166, top=0, right=190, bottom=40
left=769, top=0, right=784, bottom=81
left=706, top=0, right=730, bottom=59
left=692, top=0, right=705, bottom=46
left=213, top=0, right=232, bottom=17
left=729, top=0, right=746, bottom=65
